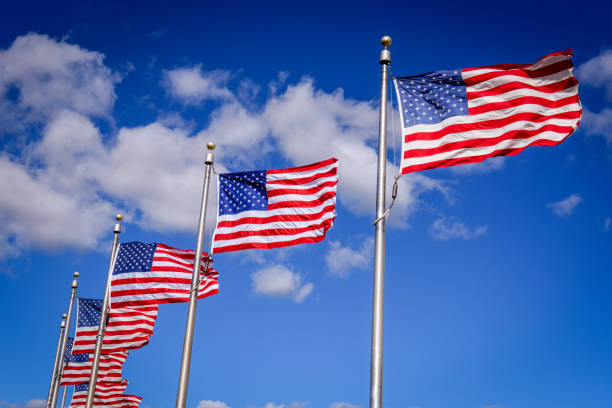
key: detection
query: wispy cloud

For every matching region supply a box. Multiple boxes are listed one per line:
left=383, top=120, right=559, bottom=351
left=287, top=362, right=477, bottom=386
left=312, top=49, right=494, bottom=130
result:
left=547, top=194, right=582, bottom=218
left=162, top=65, right=233, bottom=104
left=576, top=49, right=612, bottom=98
left=251, top=264, right=314, bottom=303
left=603, top=217, right=611, bottom=232
left=329, top=403, right=363, bottom=408
left=430, top=217, right=488, bottom=241
left=197, top=401, right=231, bottom=408
left=325, top=237, right=373, bottom=279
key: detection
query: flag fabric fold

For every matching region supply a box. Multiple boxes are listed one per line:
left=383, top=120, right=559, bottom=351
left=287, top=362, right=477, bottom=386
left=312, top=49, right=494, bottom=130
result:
left=211, top=157, right=338, bottom=253
left=110, top=242, right=219, bottom=307
left=72, top=298, right=158, bottom=354
left=69, top=381, right=141, bottom=407
left=60, top=351, right=128, bottom=385
left=394, top=50, right=581, bottom=174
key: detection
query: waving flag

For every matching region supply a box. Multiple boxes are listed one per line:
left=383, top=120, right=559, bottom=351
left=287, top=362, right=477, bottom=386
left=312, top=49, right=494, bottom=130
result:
left=69, top=381, right=141, bottom=407
left=394, top=50, right=581, bottom=173
left=110, top=242, right=219, bottom=307
left=60, top=352, right=128, bottom=385
left=212, top=158, right=338, bottom=253
left=72, top=298, right=158, bottom=354
left=63, top=337, right=74, bottom=363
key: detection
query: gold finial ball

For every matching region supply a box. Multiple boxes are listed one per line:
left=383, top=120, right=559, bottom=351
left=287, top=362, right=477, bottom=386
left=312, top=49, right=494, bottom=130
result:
left=381, top=36, right=392, bottom=47
left=74, top=271, right=80, bottom=278
left=207, top=142, right=216, bottom=151
left=62, top=313, right=68, bottom=319
left=115, top=214, right=123, bottom=222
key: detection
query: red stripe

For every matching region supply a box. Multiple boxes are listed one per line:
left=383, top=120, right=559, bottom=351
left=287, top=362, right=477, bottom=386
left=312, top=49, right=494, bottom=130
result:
left=405, top=110, right=581, bottom=142
left=467, top=76, right=578, bottom=100
left=464, top=58, right=573, bottom=86
left=112, top=276, right=193, bottom=286
left=216, top=204, right=336, bottom=228
left=468, top=94, right=579, bottom=115
left=266, top=157, right=338, bottom=174
left=266, top=180, right=337, bottom=197
left=266, top=167, right=337, bottom=186
left=462, top=50, right=572, bottom=72
left=213, top=234, right=330, bottom=253
left=268, top=191, right=336, bottom=210
left=214, top=219, right=334, bottom=241
left=401, top=130, right=576, bottom=174
left=111, top=287, right=218, bottom=307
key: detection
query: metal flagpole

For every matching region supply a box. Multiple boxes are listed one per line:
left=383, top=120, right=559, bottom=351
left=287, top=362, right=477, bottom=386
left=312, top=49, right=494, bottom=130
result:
left=175, top=142, right=216, bottom=408
left=369, top=35, right=391, bottom=408
left=59, top=385, right=68, bottom=408
left=50, top=272, right=80, bottom=408
left=46, top=314, right=66, bottom=408
left=85, top=214, right=123, bottom=408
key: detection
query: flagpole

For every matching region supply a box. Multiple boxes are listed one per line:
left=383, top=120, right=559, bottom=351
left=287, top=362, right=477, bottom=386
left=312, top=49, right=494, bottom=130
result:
left=175, top=142, right=216, bottom=408
left=85, top=215, right=123, bottom=408
left=370, top=35, right=391, bottom=408
left=50, top=272, right=79, bottom=408
left=59, top=386, right=68, bottom=408
left=46, top=314, right=66, bottom=408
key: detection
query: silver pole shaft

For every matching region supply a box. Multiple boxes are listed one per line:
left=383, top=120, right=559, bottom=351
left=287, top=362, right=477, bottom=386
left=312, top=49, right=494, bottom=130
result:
left=46, top=318, right=66, bottom=408
left=85, top=215, right=123, bottom=408
left=175, top=143, right=216, bottom=408
left=59, top=386, right=68, bottom=408
left=50, top=273, right=79, bottom=408
left=369, top=36, right=391, bottom=408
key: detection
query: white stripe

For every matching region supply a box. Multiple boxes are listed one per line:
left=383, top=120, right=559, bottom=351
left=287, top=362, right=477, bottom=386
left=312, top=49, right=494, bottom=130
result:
left=265, top=175, right=337, bottom=191
left=112, top=271, right=194, bottom=281
left=402, top=102, right=581, bottom=135
left=216, top=198, right=336, bottom=224
left=460, top=54, right=571, bottom=79
left=402, top=128, right=576, bottom=168
left=467, top=69, right=573, bottom=93
left=468, top=85, right=578, bottom=108
left=215, top=211, right=336, bottom=235
left=404, top=116, right=581, bottom=150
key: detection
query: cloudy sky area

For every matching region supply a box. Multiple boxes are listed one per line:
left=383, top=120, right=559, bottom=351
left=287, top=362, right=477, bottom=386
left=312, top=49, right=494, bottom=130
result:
left=1, top=1, right=611, bottom=407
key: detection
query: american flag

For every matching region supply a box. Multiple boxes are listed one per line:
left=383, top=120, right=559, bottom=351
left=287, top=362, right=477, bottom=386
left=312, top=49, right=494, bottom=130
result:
left=110, top=242, right=219, bottom=307
left=212, top=158, right=338, bottom=253
left=69, top=381, right=141, bottom=407
left=60, top=352, right=127, bottom=385
left=72, top=298, right=158, bottom=354
left=394, top=50, right=581, bottom=173
left=63, top=337, right=74, bottom=364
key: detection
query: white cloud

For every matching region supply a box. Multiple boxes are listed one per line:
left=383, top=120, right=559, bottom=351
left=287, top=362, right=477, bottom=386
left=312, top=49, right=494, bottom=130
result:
left=450, top=157, right=505, bottom=174
left=581, top=106, right=612, bottom=145
left=326, top=237, right=373, bottom=279
left=329, top=403, right=363, bottom=408
left=251, top=264, right=314, bottom=303
left=604, top=217, right=612, bottom=232
left=576, top=49, right=612, bottom=98
left=163, top=65, right=233, bottom=104
left=430, top=217, right=488, bottom=241
left=0, top=32, right=119, bottom=131
left=197, top=401, right=231, bottom=408
left=262, top=403, right=309, bottom=408
left=547, top=194, right=582, bottom=217
left=0, top=400, right=46, bottom=408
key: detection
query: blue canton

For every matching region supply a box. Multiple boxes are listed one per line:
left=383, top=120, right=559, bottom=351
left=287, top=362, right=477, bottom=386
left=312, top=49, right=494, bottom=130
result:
left=75, top=383, right=88, bottom=392
left=63, top=337, right=74, bottom=363
left=68, top=352, right=89, bottom=363
left=219, top=171, right=268, bottom=216
left=396, top=69, right=468, bottom=126
left=77, top=298, right=102, bottom=327
left=113, top=242, right=157, bottom=275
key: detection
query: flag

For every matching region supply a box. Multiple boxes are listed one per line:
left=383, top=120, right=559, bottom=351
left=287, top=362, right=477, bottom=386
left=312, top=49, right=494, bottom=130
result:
left=110, top=242, right=219, bottom=307
left=63, top=337, right=74, bottom=364
left=72, top=298, right=158, bottom=354
left=211, top=157, right=338, bottom=253
left=394, top=50, right=581, bottom=173
left=60, top=351, right=128, bottom=385
left=69, top=381, right=141, bottom=407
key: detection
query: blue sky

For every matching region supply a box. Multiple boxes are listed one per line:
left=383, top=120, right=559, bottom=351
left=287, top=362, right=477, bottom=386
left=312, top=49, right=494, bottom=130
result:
left=1, top=1, right=611, bottom=408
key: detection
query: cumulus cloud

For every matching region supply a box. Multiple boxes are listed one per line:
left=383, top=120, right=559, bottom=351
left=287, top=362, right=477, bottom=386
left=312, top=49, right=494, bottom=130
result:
left=197, top=401, right=231, bottom=408
left=326, top=237, right=373, bottom=279
left=329, top=403, right=363, bottom=408
left=581, top=106, right=612, bottom=145
left=450, top=157, right=505, bottom=174
left=547, top=194, right=582, bottom=218
left=0, top=32, right=119, bottom=132
left=261, top=403, right=309, bottom=408
left=163, top=65, right=233, bottom=104
left=251, top=264, right=314, bottom=303
left=430, top=217, right=487, bottom=241
left=576, top=49, right=612, bottom=98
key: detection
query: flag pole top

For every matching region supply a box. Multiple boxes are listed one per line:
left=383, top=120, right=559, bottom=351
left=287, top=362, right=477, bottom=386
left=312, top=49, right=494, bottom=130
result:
left=74, top=271, right=80, bottom=278
left=115, top=214, right=123, bottom=222
left=114, top=214, right=123, bottom=234
left=380, top=36, right=391, bottom=65
left=207, top=142, right=216, bottom=151
left=62, top=313, right=67, bottom=319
